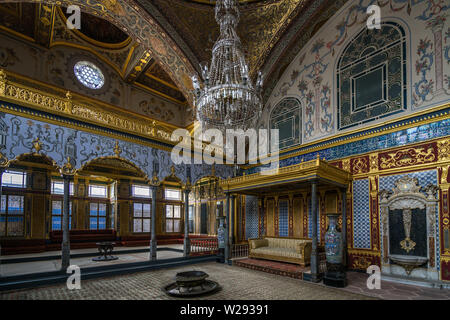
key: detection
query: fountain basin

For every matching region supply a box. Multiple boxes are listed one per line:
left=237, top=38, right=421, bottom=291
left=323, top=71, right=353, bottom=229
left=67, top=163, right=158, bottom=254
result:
left=389, top=255, right=428, bottom=276
left=163, top=271, right=220, bottom=297
left=176, top=271, right=209, bottom=288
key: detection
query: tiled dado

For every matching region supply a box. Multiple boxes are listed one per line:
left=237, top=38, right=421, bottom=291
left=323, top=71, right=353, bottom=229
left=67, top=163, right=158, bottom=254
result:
left=439, top=173, right=450, bottom=281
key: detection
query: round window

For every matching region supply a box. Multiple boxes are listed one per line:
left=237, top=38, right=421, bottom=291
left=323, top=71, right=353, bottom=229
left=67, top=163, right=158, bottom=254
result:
left=73, top=61, right=105, bottom=90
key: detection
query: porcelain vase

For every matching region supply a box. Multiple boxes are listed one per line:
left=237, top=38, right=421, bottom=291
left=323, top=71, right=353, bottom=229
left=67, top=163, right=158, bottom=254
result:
left=325, top=214, right=343, bottom=265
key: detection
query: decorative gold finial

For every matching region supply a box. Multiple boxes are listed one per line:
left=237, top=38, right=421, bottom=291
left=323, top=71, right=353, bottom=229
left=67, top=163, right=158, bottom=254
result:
left=113, top=141, right=122, bottom=157
left=32, top=138, right=42, bottom=154
left=149, top=170, right=160, bottom=187
left=170, top=165, right=176, bottom=176
left=184, top=177, right=192, bottom=192
left=61, top=157, right=76, bottom=176
left=0, top=150, right=8, bottom=168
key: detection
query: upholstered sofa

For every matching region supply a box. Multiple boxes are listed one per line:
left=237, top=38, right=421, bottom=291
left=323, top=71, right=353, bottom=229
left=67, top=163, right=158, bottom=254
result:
left=248, top=237, right=312, bottom=266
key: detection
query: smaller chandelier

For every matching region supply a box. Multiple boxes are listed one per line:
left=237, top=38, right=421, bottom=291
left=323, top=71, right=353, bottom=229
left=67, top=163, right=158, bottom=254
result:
left=192, top=0, right=264, bottom=131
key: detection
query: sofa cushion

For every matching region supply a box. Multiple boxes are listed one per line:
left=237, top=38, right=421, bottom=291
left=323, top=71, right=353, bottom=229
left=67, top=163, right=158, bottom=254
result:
left=252, top=247, right=302, bottom=259
left=250, top=239, right=268, bottom=249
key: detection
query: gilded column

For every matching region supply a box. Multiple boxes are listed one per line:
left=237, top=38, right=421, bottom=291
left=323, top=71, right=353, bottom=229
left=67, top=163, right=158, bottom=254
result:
left=302, top=192, right=308, bottom=238
left=288, top=194, right=294, bottom=237
left=438, top=139, right=450, bottom=280
left=341, top=188, right=347, bottom=268
left=274, top=196, right=279, bottom=237
left=369, top=176, right=380, bottom=251
left=311, top=180, right=319, bottom=282
left=319, top=191, right=326, bottom=245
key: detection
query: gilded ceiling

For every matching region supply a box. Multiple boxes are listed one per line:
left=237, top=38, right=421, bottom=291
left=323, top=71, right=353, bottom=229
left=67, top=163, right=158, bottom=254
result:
left=0, top=0, right=343, bottom=122
left=0, top=2, right=187, bottom=105
left=146, top=0, right=309, bottom=77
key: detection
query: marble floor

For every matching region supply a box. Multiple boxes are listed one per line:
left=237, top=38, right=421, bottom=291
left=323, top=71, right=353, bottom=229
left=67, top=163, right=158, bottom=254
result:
left=0, top=262, right=373, bottom=300
left=338, top=271, right=450, bottom=300
left=0, top=245, right=184, bottom=277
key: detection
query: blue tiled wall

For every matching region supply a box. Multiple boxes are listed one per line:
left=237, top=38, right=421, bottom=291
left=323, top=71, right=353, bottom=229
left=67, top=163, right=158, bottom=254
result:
left=279, top=200, right=289, bottom=237
left=353, top=179, right=371, bottom=249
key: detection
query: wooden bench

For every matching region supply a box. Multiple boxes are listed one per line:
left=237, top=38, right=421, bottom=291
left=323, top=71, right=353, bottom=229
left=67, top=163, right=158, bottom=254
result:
left=47, top=229, right=117, bottom=250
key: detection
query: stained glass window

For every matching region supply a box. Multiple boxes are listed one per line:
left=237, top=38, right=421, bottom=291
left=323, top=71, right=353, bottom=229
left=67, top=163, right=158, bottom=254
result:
left=51, top=180, right=74, bottom=195
left=188, top=205, right=194, bottom=233
left=337, top=22, right=407, bottom=130
left=73, top=61, right=105, bottom=89
left=90, top=202, right=107, bottom=230
left=0, top=195, right=25, bottom=236
left=2, top=170, right=26, bottom=188
left=165, top=188, right=181, bottom=201
left=51, top=200, right=73, bottom=231
left=88, top=184, right=107, bottom=198
left=132, top=185, right=151, bottom=198
left=133, top=202, right=151, bottom=233
left=165, top=204, right=181, bottom=233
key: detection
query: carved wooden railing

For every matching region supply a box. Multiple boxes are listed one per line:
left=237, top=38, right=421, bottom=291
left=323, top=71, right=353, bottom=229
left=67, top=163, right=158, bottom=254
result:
left=231, top=243, right=249, bottom=259
left=189, top=237, right=218, bottom=256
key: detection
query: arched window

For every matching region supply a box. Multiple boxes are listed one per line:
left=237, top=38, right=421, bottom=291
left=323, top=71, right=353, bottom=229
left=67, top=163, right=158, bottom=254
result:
left=270, top=98, right=302, bottom=150
left=337, top=22, right=407, bottom=130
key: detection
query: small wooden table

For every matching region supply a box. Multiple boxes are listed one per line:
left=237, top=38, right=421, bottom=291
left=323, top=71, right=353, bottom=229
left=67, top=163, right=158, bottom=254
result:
left=92, top=242, right=118, bottom=261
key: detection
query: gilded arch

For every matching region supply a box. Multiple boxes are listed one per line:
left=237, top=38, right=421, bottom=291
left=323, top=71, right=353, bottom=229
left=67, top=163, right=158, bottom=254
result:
left=0, top=0, right=197, bottom=102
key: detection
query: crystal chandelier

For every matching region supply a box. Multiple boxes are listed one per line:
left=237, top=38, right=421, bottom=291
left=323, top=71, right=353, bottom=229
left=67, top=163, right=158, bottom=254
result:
left=192, top=0, right=264, bottom=131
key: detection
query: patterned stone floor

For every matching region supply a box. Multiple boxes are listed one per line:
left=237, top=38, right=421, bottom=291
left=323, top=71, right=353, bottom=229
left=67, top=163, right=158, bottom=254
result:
left=233, top=258, right=450, bottom=300
left=339, top=271, right=450, bottom=300
left=0, top=262, right=373, bottom=300
left=0, top=245, right=183, bottom=277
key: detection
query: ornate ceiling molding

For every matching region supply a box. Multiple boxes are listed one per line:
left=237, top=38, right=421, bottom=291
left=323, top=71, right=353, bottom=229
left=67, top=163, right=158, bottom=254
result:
left=0, top=0, right=197, bottom=105
left=133, top=0, right=201, bottom=75
left=261, top=0, right=349, bottom=103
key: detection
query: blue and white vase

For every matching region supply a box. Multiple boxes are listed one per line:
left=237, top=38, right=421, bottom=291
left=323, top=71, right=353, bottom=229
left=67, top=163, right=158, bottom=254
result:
left=217, top=217, right=225, bottom=249
left=325, top=214, right=343, bottom=265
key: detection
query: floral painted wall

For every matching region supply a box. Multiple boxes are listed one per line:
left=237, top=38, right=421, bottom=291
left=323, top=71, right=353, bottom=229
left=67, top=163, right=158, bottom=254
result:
left=262, top=0, right=450, bottom=145
left=0, top=109, right=234, bottom=183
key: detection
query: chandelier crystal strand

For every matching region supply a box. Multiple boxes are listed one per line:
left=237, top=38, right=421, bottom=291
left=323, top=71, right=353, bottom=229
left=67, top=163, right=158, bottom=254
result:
left=192, top=0, right=263, bottom=131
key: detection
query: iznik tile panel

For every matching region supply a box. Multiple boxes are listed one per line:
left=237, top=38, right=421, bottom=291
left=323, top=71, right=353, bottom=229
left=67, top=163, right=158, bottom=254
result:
left=353, top=179, right=371, bottom=249
left=278, top=200, right=289, bottom=237
left=245, top=196, right=259, bottom=240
